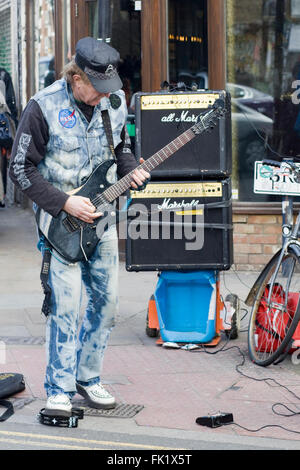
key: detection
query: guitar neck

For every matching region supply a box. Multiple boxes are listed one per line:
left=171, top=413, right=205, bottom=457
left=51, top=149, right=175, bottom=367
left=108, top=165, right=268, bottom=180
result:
left=102, top=125, right=196, bottom=203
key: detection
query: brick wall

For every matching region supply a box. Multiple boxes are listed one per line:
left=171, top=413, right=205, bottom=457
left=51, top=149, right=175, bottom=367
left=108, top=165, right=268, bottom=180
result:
left=233, top=214, right=282, bottom=271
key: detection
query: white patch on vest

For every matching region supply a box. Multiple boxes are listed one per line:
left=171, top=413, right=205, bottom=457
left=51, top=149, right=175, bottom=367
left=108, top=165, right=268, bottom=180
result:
left=12, top=132, right=32, bottom=190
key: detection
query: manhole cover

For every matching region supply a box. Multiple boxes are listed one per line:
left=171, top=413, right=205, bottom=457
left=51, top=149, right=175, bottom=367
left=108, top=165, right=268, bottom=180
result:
left=72, top=400, right=144, bottom=418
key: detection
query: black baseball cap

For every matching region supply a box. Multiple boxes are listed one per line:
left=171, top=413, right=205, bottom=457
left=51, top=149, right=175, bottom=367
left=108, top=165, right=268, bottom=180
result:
left=75, top=37, right=123, bottom=93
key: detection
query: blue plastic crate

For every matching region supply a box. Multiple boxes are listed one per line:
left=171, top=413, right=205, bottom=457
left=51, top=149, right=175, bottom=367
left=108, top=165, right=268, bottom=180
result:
left=154, top=270, right=218, bottom=343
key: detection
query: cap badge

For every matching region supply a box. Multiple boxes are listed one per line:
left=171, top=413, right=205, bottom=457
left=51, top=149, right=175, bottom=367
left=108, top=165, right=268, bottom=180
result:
left=105, top=64, right=114, bottom=75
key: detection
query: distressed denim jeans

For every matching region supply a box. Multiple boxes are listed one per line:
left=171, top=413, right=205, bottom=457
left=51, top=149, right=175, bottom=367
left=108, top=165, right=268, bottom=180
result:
left=44, top=234, right=119, bottom=397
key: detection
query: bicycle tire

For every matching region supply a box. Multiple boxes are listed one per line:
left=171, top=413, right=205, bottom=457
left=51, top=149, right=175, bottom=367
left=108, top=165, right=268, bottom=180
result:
left=248, top=246, right=300, bottom=366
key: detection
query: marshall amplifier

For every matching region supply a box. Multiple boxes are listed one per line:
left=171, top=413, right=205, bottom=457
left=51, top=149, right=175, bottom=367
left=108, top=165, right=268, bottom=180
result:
left=134, top=90, right=232, bottom=179
left=125, top=179, right=233, bottom=272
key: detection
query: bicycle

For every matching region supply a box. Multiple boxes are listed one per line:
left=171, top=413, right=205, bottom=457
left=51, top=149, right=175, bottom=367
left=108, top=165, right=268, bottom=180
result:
left=246, top=158, right=300, bottom=366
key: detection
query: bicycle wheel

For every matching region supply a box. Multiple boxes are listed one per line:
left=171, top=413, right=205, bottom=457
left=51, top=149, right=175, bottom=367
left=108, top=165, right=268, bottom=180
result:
left=248, top=247, right=300, bottom=366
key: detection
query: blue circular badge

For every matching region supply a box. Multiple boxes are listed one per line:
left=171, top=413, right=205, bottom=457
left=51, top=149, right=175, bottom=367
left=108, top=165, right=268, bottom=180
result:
left=259, top=165, right=273, bottom=179
left=59, top=109, right=77, bottom=128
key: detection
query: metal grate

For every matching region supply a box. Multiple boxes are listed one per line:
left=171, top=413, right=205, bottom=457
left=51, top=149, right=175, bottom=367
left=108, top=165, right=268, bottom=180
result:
left=72, top=400, right=144, bottom=418
left=0, top=336, right=46, bottom=345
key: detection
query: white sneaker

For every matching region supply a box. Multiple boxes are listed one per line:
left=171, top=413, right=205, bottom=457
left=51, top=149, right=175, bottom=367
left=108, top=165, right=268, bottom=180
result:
left=45, top=394, right=72, bottom=417
left=76, top=382, right=116, bottom=409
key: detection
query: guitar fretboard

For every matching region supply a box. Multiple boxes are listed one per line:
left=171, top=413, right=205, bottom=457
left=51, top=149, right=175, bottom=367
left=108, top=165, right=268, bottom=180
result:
left=102, top=126, right=196, bottom=203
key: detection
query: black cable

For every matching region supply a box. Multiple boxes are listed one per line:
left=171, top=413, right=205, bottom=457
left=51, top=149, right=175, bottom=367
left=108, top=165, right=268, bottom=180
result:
left=227, top=422, right=300, bottom=435
left=191, top=339, right=300, bottom=434
left=222, top=267, right=253, bottom=291
left=272, top=402, right=300, bottom=417
left=239, top=308, right=249, bottom=330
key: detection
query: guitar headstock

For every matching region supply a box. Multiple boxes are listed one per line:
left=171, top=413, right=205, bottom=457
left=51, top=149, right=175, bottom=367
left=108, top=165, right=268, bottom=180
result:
left=191, top=98, right=226, bottom=135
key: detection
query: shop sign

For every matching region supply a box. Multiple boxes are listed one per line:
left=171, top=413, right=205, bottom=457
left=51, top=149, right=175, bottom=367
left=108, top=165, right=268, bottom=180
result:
left=254, top=161, right=300, bottom=196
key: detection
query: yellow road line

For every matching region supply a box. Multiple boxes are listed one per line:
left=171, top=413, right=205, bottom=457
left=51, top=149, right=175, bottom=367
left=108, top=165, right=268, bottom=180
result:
left=0, top=430, right=185, bottom=450
left=0, top=437, right=100, bottom=450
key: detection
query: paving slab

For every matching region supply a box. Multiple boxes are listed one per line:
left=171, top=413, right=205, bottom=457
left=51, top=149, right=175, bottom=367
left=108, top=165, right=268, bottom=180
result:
left=1, top=205, right=300, bottom=446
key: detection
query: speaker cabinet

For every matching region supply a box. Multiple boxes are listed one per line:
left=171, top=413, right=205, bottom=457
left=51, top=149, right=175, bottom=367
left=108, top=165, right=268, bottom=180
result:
left=125, top=179, right=233, bottom=271
left=134, top=90, right=232, bottom=179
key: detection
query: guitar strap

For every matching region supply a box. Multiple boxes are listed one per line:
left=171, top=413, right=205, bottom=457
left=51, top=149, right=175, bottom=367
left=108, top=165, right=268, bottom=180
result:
left=40, top=239, right=52, bottom=317
left=101, top=109, right=117, bottom=162
left=37, top=232, right=52, bottom=317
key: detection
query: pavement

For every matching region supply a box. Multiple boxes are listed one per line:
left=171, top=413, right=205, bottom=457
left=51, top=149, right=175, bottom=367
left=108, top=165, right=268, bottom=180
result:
left=1, top=204, right=300, bottom=450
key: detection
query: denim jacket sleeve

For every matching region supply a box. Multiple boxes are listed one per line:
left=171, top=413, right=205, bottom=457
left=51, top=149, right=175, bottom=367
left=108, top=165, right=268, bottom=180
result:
left=9, top=99, right=69, bottom=217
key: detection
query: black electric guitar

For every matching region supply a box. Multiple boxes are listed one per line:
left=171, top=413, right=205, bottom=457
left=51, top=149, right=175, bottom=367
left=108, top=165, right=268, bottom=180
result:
left=36, top=99, right=226, bottom=262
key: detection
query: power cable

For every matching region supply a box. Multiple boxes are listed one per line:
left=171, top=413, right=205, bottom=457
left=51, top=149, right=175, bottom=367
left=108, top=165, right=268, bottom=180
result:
left=192, top=337, right=300, bottom=434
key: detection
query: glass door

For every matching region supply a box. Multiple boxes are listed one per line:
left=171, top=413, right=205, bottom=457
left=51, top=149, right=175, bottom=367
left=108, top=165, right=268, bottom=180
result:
left=168, top=0, right=208, bottom=89
left=111, top=0, right=141, bottom=106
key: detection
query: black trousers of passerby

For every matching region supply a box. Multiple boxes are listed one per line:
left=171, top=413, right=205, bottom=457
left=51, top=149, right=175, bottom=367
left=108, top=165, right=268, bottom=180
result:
left=1, top=149, right=7, bottom=194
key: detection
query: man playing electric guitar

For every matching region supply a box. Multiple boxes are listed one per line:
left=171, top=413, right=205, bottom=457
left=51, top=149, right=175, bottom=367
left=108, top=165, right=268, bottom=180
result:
left=9, top=37, right=150, bottom=417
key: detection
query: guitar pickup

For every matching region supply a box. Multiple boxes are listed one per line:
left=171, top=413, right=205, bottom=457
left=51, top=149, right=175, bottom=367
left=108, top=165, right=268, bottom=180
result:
left=63, top=216, right=80, bottom=233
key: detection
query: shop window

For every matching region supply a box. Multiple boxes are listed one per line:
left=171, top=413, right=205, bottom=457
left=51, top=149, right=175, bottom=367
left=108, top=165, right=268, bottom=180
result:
left=168, top=0, right=208, bottom=89
left=60, top=0, right=72, bottom=67
left=111, top=0, right=141, bottom=107
left=38, top=0, right=56, bottom=90
left=66, top=0, right=141, bottom=108
left=85, top=0, right=141, bottom=107
left=37, top=0, right=71, bottom=92
left=227, top=0, right=300, bottom=202
left=87, top=0, right=99, bottom=37
left=0, top=6, right=11, bottom=74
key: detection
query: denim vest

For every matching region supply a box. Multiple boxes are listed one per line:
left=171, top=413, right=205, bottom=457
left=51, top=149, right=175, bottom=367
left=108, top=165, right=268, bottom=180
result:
left=35, top=79, right=127, bottom=193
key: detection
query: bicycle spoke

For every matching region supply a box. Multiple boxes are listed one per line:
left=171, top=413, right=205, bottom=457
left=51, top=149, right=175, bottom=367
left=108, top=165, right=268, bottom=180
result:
left=248, top=250, right=300, bottom=366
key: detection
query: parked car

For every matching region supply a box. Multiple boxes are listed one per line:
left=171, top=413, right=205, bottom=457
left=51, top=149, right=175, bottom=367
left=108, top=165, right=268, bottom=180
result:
left=226, top=82, right=274, bottom=119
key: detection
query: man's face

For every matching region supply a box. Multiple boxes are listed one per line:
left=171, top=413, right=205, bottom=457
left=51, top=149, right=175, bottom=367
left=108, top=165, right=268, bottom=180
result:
left=72, top=75, right=110, bottom=106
